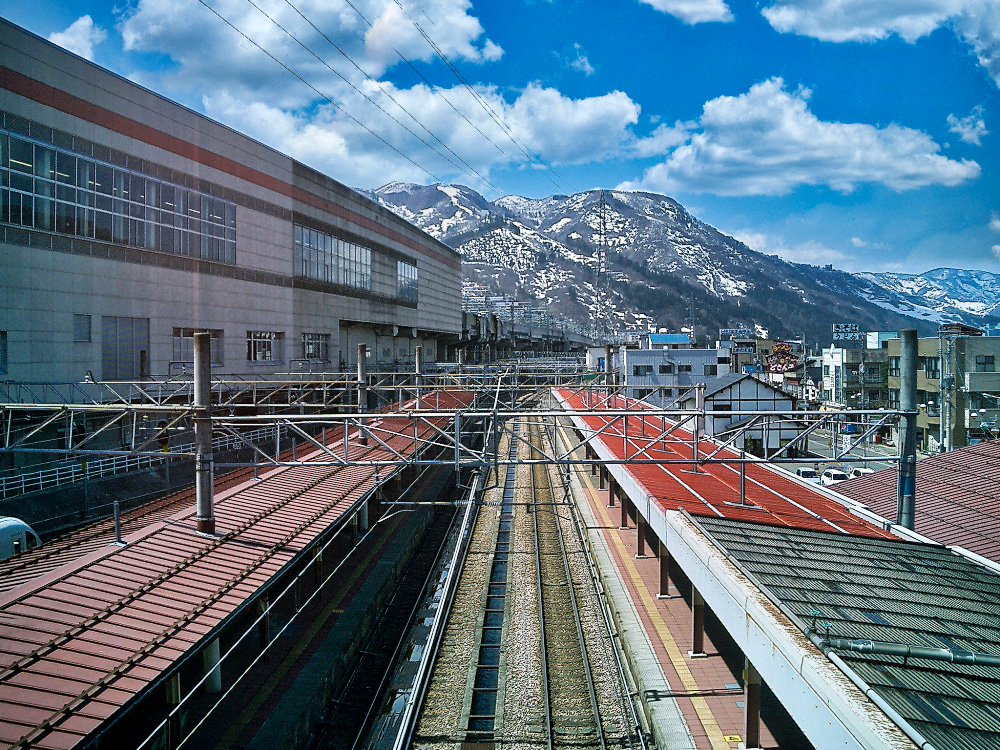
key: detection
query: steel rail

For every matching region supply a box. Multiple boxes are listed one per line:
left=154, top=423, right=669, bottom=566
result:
left=530, top=416, right=606, bottom=750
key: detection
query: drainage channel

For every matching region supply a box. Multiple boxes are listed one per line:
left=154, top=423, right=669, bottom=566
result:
left=465, top=417, right=520, bottom=741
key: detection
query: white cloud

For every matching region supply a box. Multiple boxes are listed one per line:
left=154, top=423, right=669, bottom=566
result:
left=760, top=0, right=1000, bottom=87
left=203, top=81, right=641, bottom=187
left=991, top=212, right=1000, bottom=232
left=993, top=244, right=1000, bottom=260
left=568, top=43, right=595, bottom=76
left=48, top=15, right=107, bottom=61
left=630, top=120, right=695, bottom=157
left=730, top=227, right=853, bottom=267
left=638, top=0, right=734, bottom=24
left=118, top=0, right=643, bottom=187
left=120, top=0, right=504, bottom=104
left=619, top=77, right=980, bottom=196
left=947, top=106, right=989, bottom=145
left=851, top=236, right=887, bottom=249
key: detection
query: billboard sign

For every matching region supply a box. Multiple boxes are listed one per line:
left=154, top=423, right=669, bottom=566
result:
left=833, top=323, right=865, bottom=341
left=720, top=328, right=755, bottom=339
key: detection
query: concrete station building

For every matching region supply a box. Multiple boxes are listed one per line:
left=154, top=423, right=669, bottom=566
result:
left=0, top=19, right=463, bottom=384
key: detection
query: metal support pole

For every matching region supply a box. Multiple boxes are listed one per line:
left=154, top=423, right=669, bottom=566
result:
left=620, top=491, right=629, bottom=529
left=604, top=344, right=613, bottom=394
left=744, top=659, right=762, bottom=749
left=415, top=345, right=423, bottom=410
left=739, top=451, right=747, bottom=505
left=690, top=588, right=706, bottom=657
left=897, top=329, right=917, bottom=529
left=358, top=343, right=368, bottom=446
left=194, top=332, right=215, bottom=535
left=113, top=500, right=122, bottom=545
left=600, top=464, right=607, bottom=492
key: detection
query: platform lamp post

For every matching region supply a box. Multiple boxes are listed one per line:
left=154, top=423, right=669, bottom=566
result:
left=193, top=332, right=215, bottom=535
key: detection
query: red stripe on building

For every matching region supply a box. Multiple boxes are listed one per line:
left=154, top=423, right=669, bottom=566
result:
left=0, top=67, right=462, bottom=271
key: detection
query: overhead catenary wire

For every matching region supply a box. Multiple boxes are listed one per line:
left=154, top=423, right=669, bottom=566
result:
left=340, top=0, right=567, bottom=192
left=335, top=0, right=511, bottom=162
left=389, top=0, right=566, bottom=191
left=246, top=0, right=503, bottom=194
left=194, top=0, right=447, bottom=184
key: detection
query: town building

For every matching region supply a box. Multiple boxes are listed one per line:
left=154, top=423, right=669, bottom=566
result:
left=676, top=373, right=800, bottom=456
left=616, top=340, right=731, bottom=406
left=0, top=19, right=463, bottom=384
left=886, top=324, right=1000, bottom=451
left=821, top=340, right=891, bottom=410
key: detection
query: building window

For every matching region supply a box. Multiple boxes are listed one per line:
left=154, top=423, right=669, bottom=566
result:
left=0, top=132, right=236, bottom=263
left=397, top=260, right=418, bottom=302
left=633, top=388, right=653, bottom=399
left=172, top=329, right=224, bottom=366
left=975, top=355, right=995, bottom=372
left=704, top=364, right=718, bottom=376
left=660, top=387, right=673, bottom=397
left=247, top=331, right=284, bottom=363
left=919, top=356, right=940, bottom=378
left=0, top=331, right=7, bottom=374
left=293, top=224, right=372, bottom=291
left=632, top=365, right=653, bottom=376
left=658, top=363, right=673, bottom=374
left=888, top=357, right=900, bottom=377
left=823, top=365, right=831, bottom=376
left=678, top=364, right=692, bottom=373
left=302, top=332, right=330, bottom=361
left=888, top=389, right=900, bottom=409
left=73, top=314, right=92, bottom=343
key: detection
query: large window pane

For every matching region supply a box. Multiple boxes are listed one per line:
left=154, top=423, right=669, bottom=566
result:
left=55, top=152, right=76, bottom=184
left=33, top=145, right=54, bottom=180
left=34, top=196, right=53, bottom=231
left=8, top=137, right=32, bottom=173
left=94, top=164, right=112, bottom=195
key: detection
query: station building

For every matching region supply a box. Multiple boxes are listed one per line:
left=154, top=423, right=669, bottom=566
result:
left=0, top=19, right=463, bottom=383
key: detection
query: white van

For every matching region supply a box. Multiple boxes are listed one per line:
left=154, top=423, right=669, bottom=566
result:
left=0, top=517, right=41, bottom=560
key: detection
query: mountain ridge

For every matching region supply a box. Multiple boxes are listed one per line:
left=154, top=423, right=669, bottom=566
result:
left=361, top=182, right=996, bottom=343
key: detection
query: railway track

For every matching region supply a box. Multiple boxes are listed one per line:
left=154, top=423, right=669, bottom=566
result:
left=529, top=417, right=606, bottom=749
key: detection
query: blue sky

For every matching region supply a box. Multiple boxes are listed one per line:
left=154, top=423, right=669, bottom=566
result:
left=4, top=0, right=999, bottom=274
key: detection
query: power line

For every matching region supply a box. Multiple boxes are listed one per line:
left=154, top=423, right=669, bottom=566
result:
left=194, top=0, right=447, bottom=184
left=240, top=0, right=500, bottom=193
left=272, top=0, right=503, bottom=194
left=341, top=0, right=567, bottom=192
left=388, top=0, right=566, bottom=191
left=335, top=0, right=511, bottom=163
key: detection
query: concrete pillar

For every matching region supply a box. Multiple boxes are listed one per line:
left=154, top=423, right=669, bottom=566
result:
left=636, top=513, right=647, bottom=558
left=744, top=659, right=762, bottom=749
left=657, top=542, right=677, bottom=598
left=600, top=464, right=608, bottom=491
left=202, top=638, right=222, bottom=694
left=897, top=329, right=918, bottom=529
left=620, top=493, right=629, bottom=529
left=194, top=332, right=215, bottom=535
left=690, top=588, right=706, bottom=657
left=357, top=502, right=369, bottom=533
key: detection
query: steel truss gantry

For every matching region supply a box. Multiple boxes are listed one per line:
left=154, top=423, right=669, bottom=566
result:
left=1, top=379, right=902, bottom=471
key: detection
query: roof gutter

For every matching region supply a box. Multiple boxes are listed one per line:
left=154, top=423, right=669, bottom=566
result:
left=818, top=635, right=1000, bottom=669
left=682, top=510, right=941, bottom=750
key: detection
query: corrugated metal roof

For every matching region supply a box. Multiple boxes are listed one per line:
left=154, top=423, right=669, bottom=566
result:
left=693, top=516, right=1000, bottom=750
left=557, top=389, right=890, bottom=537
left=0, top=392, right=472, bottom=750
left=835, top=438, right=1000, bottom=563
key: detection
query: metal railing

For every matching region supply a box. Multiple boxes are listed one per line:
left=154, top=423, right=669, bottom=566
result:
left=0, top=425, right=284, bottom=500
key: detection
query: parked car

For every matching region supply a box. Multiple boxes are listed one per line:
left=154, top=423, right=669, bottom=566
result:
left=821, top=469, right=850, bottom=486
left=795, top=467, right=821, bottom=484
left=849, top=467, right=875, bottom=479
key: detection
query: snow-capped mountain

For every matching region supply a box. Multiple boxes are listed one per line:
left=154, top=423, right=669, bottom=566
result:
left=365, top=182, right=989, bottom=342
left=854, top=269, right=1000, bottom=323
